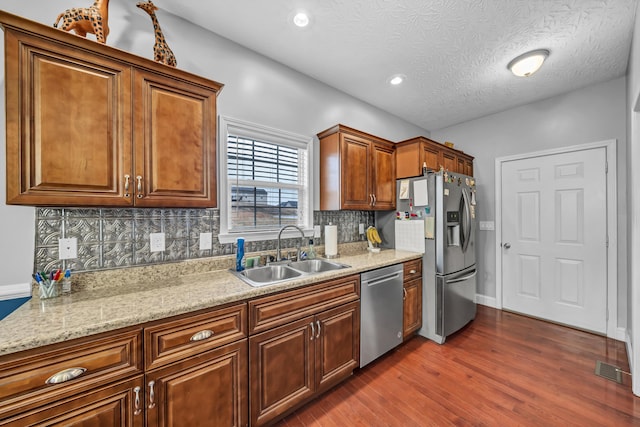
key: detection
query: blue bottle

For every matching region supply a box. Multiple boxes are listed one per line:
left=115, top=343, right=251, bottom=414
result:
left=236, top=238, right=245, bottom=271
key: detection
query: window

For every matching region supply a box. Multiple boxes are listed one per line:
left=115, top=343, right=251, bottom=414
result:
left=218, top=116, right=313, bottom=243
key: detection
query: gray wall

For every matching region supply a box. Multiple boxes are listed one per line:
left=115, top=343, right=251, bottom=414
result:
left=626, top=1, right=640, bottom=395
left=431, top=77, right=628, bottom=328
left=0, top=1, right=428, bottom=292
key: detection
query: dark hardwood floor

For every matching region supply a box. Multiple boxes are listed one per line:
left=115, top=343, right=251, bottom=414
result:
left=277, top=305, right=639, bottom=426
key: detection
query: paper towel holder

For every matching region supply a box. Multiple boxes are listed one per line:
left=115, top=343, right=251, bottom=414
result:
left=324, top=223, right=339, bottom=259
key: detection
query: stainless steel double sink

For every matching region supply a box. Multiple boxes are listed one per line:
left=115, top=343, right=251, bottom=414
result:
left=231, top=259, right=350, bottom=287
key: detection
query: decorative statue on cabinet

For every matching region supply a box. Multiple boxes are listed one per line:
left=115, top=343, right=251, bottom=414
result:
left=53, top=0, right=110, bottom=44
left=136, top=0, right=177, bottom=67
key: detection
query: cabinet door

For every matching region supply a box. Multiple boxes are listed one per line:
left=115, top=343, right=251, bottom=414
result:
left=371, top=142, right=396, bottom=210
left=442, top=150, right=457, bottom=172
left=315, top=301, right=360, bottom=394
left=146, top=340, right=247, bottom=427
left=464, top=158, right=474, bottom=176
left=249, top=317, right=315, bottom=427
left=1, top=376, right=144, bottom=427
left=422, top=143, right=441, bottom=171
left=403, top=278, right=423, bottom=339
left=4, top=29, right=133, bottom=206
left=340, top=134, right=372, bottom=209
left=457, top=157, right=466, bottom=174
left=133, top=69, right=217, bottom=207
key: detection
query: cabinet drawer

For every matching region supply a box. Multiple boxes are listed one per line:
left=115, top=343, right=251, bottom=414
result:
left=145, top=302, right=247, bottom=371
left=249, top=275, right=360, bottom=335
left=403, top=259, right=422, bottom=283
left=0, top=327, right=142, bottom=420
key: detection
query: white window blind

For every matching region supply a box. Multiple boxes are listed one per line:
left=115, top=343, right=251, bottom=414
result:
left=218, top=116, right=313, bottom=243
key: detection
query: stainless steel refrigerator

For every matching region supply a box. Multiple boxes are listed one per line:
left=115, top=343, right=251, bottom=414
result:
left=376, top=171, right=477, bottom=344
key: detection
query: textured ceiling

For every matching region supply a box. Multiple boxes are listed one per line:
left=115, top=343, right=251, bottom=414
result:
left=159, top=0, right=638, bottom=131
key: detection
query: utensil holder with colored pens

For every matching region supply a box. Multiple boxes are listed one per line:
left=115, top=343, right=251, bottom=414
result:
left=39, top=281, right=59, bottom=299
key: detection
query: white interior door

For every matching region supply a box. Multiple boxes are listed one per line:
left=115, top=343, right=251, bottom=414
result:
left=501, top=147, right=608, bottom=334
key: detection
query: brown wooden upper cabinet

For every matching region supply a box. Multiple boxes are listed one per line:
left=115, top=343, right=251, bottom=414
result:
left=396, top=136, right=474, bottom=179
left=318, top=124, right=395, bottom=211
left=1, top=11, right=222, bottom=207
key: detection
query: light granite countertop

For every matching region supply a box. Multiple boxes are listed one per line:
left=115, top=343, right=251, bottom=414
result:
left=0, top=248, right=421, bottom=357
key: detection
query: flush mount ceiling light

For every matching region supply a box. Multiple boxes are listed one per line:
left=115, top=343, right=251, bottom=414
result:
left=388, top=74, right=406, bottom=85
left=293, top=12, right=310, bottom=27
left=507, top=49, right=550, bottom=77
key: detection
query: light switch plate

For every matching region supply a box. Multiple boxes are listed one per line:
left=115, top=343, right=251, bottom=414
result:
left=199, top=232, right=212, bottom=250
left=313, top=225, right=321, bottom=238
left=58, top=238, right=77, bottom=260
left=150, top=233, right=165, bottom=252
left=479, top=221, right=495, bottom=231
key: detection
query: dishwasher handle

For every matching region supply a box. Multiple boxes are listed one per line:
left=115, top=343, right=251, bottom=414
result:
left=361, top=272, right=402, bottom=287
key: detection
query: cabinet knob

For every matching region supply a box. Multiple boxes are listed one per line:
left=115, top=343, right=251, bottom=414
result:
left=124, top=174, right=131, bottom=198
left=136, top=175, right=144, bottom=199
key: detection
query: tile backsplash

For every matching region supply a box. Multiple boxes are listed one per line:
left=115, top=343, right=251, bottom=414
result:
left=35, top=208, right=374, bottom=273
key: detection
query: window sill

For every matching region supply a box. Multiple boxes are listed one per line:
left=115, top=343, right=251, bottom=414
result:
left=218, top=228, right=314, bottom=245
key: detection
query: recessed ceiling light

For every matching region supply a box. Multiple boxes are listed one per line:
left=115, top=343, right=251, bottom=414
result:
left=389, top=74, right=406, bottom=85
left=507, top=49, right=550, bottom=77
left=293, top=12, right=310, bottom=27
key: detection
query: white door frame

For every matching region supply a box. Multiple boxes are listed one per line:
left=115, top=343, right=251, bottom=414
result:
left=495, top=140, right=618, bottom=339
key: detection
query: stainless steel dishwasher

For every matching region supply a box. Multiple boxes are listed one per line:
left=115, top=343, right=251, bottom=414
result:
left=360, top=263, right=404, bottom=367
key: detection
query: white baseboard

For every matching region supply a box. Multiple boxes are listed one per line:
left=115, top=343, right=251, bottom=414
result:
left=615, top=327, right=626, bottom=342
left=475, top=294, right=497, bottom=308
left=0, top=283, right=31, bottom=301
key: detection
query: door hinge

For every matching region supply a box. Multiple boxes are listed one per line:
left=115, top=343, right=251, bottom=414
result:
left=606, top=236, right=609, bottom=248
left=605, top=161, right=608, bottom=173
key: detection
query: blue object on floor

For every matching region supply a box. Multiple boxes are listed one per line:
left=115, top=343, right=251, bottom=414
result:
left=0, top=297, right=31, bottom=320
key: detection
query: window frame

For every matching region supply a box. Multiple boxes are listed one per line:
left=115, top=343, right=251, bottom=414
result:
left=218, top=116, right=314, bottom=244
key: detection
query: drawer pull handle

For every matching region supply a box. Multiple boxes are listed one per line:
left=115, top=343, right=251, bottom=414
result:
left=148, top=380, right=156, bottom=409
left=45, top=367, right=87, bottom=384
left=403, top=288, right=407, bottom=300
left=316, top=320, right=321, bottom=339
left=310, top=322, right=315, bottom=341
left=133, top=386, right=142, bottom=415
left=409, top=269, right=417, bottom=274
left=190, top=329, right=214, bottom=342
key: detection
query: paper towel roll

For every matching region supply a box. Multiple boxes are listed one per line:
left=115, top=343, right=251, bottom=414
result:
left=324, top=224, right=338, bottom=257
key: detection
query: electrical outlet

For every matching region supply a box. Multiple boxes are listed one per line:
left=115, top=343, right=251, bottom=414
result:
left=314, top=225, right=321, bottom=238
left=199, top=232, right=212, bottom=250
left=359, top=223, right=365, bottom=234
left=150, top=233, right=165, bottom=252
left=58, top=238, right=77, bottom=260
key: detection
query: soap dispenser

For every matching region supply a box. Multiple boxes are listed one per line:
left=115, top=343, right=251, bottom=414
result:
left=307, top=239, right=316, bottom=259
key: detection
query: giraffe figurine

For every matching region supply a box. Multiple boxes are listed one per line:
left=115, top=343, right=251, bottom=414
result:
left=136, top=0, right=177, bottom=67
left=53, top=0, right=110, bottom=44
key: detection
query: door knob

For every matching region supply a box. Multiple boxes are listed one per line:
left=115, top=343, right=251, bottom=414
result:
left=503, top=243, right=511, bottom=249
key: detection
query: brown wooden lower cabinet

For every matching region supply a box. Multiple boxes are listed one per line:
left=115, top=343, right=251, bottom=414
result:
left=0, top=376, right=145, bottom=427
left=403, top=277, right=423, bottom=339
left=145, top=339, right=248, bottom=427
left=249, top=301, right=360, bottom=427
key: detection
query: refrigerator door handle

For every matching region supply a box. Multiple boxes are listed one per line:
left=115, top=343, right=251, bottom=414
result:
left=445, top=270, right=477, bottom=284
left=461, top=188, right=472, bottom=253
